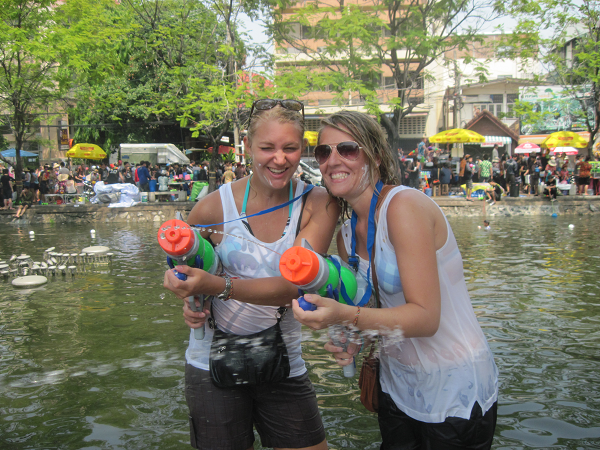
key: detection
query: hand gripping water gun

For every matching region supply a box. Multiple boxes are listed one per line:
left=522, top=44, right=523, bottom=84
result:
left=279, top=239, right=364, bottom=377
left=158, top=218, right=222, bottom=340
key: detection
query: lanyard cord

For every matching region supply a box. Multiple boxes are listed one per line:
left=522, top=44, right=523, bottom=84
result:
left=241, top=174, right=293, bottom=218
left=192, top=181, right=314, bottom=229
left=348, top=180, right=384, bottom=307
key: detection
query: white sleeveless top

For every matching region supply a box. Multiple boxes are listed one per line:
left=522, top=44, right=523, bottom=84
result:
left=185, top=180, right=307, bottom=378
left=341, top=185, right=498, bottom=422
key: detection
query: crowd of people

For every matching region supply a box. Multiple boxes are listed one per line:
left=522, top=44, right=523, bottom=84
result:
left=0, top=159, right=253, bottom=213
left=395, top=142, right=599, bottom=202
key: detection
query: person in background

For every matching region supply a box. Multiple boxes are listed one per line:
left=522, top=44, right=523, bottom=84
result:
left=464, top=155, right=474, bottom=201
left=221, top=163, right=236, bottom=184
left=479, top=155, right=492, bottom=183
left=137, top=161, right=151, bottom=192
left=485, top=179, right=505, bottom=205
left=14, top=185, right=34, bottom=218
left=559, top=162, right=569, bottom=183
left=1, top=168, right=14, bottom=210
left=292, top=110, right=498, bottom=450
left=544, top=169, right=558, bottom=200
left=134, top=163, right=141, bottom=187
left=105, top=164, right=120, bottom=185
left=440, top=162, right=453, bottom=193
left=577, top=155, right=592, bottom=195
left=235, top=162, right=247, bottom=180
left=120, top=165, right=135, bottom=184
left=408, top=154, right=421, bottom=189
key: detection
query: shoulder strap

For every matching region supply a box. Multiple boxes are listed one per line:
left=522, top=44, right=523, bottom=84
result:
left=371, top=185, right=395, bottom=309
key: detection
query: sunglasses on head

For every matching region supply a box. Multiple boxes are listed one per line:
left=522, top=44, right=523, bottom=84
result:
left=313, top=141, right=362, bottom=165
left=249, top=99, right=304, bottom=118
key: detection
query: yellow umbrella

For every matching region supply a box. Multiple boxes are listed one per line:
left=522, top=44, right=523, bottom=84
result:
left=429, top=129, right=485, bottom=144
left=65, top=143, right=107, bottom=160
left=304, top=131, right=318, bottom=146
left=540, top=131, right=588, bottom=149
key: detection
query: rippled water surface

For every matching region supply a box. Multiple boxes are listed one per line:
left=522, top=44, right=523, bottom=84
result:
left=1, top=215, right=599, bottom=449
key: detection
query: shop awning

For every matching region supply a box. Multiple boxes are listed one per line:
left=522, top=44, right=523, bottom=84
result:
left=478, top=136, right=513, bottom=147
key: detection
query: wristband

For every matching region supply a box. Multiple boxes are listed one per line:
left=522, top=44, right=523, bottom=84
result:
left=352, top=306, right=361, bottom=327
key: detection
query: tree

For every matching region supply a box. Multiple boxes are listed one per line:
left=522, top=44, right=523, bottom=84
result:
left=70, top=0, right=224, bottom=154
left=0, top=0, right=121, bottom=193
left=271, top=0, right=500, bottom=150
left=495, top=0, right=599, bottom=154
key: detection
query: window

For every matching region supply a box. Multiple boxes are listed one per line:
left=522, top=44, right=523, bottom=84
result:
left=398, top=116, right=427, bottom=136
left=507, top=93, right=518, bottom=104
left=491, top=94, right=503, bottom=104
left=305, top=118, right=320, bottom=132
left=383, top=76, right=396, bottom=89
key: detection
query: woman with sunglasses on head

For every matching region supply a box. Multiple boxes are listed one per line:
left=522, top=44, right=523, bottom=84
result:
left=163, top=99, right=338, bottom=450
left=292, top=111, right=498, bottom=450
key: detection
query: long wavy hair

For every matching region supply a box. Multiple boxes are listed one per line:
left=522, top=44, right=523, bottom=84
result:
left=318, top=111, right=399, bottom=218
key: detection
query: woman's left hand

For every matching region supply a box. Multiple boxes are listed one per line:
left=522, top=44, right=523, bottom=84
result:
left=291, top=294, right=348, bottom=330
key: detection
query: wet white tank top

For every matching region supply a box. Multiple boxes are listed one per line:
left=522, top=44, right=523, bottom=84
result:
left=185, top=180, right=307, bottom=378
left=341, top=185, right=498, bottom=422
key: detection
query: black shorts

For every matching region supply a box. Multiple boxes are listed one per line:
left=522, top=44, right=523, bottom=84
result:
left=185, top=364, right=326, bottom=450
left=578, top=176, right=590, bottom=186
left=378, top=390, right=497, bottom=450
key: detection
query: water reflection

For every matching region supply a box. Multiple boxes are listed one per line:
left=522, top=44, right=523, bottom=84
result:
left=0, top=216, right=599, bottom=449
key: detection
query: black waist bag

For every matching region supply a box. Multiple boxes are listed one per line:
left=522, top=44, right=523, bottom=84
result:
left=209, top=307, right=290, bottom=388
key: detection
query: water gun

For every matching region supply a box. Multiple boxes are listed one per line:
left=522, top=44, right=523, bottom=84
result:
left=279, top=239, right=363, bottom=377
left=158, top=218, right=221, bottom=340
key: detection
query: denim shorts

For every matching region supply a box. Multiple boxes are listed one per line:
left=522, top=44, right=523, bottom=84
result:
left=185, top=364, right=326, bottom=450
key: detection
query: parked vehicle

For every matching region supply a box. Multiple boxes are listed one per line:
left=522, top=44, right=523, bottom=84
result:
left=298, top=160, right=322, bottom=185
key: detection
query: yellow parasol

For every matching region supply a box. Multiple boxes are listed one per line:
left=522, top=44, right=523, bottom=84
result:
left=304, top=131, right=318, bottom=146
left=429, top=129, right=485, bottom=144
left=65, top=143, right=107, bottom=160
left=540, top=131, right=588, bottom=149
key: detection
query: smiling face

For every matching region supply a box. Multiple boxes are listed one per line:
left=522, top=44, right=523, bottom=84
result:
left=244, top=119, right=304, bottom=191
left=318, top=126, right=373, bottom=202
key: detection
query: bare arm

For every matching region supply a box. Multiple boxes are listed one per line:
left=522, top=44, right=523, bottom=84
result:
left=293, top=190, right=443, bottom=338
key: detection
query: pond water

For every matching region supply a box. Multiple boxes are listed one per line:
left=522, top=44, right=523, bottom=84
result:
left=0, top=215, right=599, bottom=449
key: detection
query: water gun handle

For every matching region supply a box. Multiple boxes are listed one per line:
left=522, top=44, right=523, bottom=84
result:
left=329, top=324, right=356, bottom=378
left=187, top=295, right=205, bottom=340
left=167, top=255, right=206, bottom=340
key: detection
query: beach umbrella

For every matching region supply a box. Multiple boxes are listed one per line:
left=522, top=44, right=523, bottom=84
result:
left=514, top=143, right=540, bottom=154
left=540, top=131, right=588, bottom=149
left=429, top=129, right=485, bottom=144
left=65, top=143, right=107, bottom=160
left=549, top=147, right=579, bottom=156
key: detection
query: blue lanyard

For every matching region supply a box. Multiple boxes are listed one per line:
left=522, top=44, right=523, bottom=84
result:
left=348, top=180, right=383, bottom=307
left=192, top=183, right=314, bottom=229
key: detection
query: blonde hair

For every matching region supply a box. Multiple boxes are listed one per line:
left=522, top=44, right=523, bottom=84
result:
left=246, top=106, right=305, bottom=146
left=318, top=111, right=399, bottom=218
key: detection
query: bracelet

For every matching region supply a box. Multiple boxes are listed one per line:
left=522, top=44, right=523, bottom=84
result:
left=217, top=274, right=233, bottom=301
left=352, top=306, right=361, bottom=327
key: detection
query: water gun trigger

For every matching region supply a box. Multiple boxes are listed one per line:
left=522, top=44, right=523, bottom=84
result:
left=167, top=256, right=187, bottom=281
left=326, top=283, right=339, bottom=301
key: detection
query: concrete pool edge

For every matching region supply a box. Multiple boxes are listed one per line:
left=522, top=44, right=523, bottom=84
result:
left=1, top=196, right=599, bottom=224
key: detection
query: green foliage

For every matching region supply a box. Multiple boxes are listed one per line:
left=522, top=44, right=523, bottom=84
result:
left=271, top=0, right=499, bottom=148
left=495, top=0, right=600, bottom=150
left=0, top=0, right=122, bottom=185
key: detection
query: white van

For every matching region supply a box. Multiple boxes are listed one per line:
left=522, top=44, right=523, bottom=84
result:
left=118, top=143, right=190, bottom=166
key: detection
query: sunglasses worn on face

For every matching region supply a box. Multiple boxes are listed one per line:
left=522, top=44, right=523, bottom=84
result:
left=249, top=99, right=304, bottom=118
left=314, top=141, right=362, bottom=165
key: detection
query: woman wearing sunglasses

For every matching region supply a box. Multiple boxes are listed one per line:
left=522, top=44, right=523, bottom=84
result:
left=293, top=111, right=498, bottom=450
left=163, top=99, right=337, bottom=450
